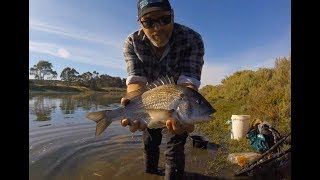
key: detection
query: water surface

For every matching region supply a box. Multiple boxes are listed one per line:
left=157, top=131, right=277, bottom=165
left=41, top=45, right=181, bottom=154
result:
left=29, top=93, right=222, bottom=180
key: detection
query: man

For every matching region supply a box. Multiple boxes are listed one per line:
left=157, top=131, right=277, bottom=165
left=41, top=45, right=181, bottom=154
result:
left=120, top=0, right=205, bottom=179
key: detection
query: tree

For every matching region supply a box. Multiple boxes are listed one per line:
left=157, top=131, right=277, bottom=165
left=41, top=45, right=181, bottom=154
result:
left=30, top=60, right=57, bottom=80
left=78, top=71, right=93, bottom=87
left=47, top=71, right=58, bottom=80
left=60, top=67, right=79, bottom=85
left=92, top=71, right=99, bottom=79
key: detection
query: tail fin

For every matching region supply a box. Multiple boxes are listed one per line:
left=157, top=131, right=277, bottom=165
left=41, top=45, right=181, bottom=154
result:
left=86, top=111, right=112, bottom=136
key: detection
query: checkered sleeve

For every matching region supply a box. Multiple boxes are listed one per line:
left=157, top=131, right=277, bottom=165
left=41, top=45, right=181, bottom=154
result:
left=123, top=35, right=147, bottom=85
left=179, top=32, right=204, bottom=81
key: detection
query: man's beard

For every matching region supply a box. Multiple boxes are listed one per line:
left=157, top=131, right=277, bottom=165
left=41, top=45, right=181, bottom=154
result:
left=150, top=38, right=169, bottom=47
left=149, top=30, right=173, bottom=47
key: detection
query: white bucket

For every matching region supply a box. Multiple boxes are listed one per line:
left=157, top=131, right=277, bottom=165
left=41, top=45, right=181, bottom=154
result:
left=231, top=115, right=251, bottom=140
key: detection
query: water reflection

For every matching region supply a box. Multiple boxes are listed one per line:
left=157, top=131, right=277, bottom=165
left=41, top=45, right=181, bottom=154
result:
left=29, top=92, right=222, bottom=180
left=29, top=92, right=123, bottom=123
left=31, top=96, right=56, bottom=121
left=60, top=96, right=76, bottom=114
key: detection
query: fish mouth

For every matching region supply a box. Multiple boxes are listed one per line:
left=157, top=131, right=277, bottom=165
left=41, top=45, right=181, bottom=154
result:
left=200, top=109, right=216, bottom=121
left=205, top=109, right=216, bottom=116
left=198, top=115, right=215, bottom=122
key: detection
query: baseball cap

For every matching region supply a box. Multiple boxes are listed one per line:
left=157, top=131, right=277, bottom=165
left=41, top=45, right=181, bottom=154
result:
left=137, top=0, right=172, bottom=20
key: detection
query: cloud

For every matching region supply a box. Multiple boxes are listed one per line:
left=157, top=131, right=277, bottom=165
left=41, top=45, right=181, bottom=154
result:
left=29, top=19, right=290, bottom=89
left=29, top=41, right=125, bottom=70
left=201, top=63, right=230, bottom=87
left=199, top=54, right=276, bottom=88
left=29, top=19, right=127, bottom=71
left=29, top=41, right=58, bottom=57
left=29, top=19, right=122, bottom=48
left=200, top=30, right=291, bottom=88
left=57, top=48, right=70, bottom=58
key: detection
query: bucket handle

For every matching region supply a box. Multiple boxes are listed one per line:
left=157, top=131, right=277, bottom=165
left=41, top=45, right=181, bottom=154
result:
left=225, top=120, right=233, bottom=141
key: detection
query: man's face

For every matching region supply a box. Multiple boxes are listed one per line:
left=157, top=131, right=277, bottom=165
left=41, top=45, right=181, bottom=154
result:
left=139, top=10, right=174, bottom=47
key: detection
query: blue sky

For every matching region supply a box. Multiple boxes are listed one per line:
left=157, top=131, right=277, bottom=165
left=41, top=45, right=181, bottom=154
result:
left=29, top=0, right=291, bottom=88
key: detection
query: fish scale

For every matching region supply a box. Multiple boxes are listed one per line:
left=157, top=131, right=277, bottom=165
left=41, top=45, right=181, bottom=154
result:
left=86, top=76, right=216, bottom=136
left=141, top=85, right=182, bottom=109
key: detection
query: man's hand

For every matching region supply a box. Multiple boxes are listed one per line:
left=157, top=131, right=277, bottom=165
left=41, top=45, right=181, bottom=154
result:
left=164, top=83, right=196, bottom=134
left=120, top=97, right=147, bottom=132
left=120, top=82, right=147, bottom=133
left=120, top=118, right=147, bottom=132
left=165, top=117, right=194, bottom=135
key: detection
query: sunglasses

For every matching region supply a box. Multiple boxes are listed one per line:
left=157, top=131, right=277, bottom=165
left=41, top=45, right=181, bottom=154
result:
left=140, top=14, right=172, bottom=29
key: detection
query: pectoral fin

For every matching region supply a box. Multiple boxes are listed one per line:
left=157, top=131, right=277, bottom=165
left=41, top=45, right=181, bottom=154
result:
left=144, top=109, right=173, bottom=129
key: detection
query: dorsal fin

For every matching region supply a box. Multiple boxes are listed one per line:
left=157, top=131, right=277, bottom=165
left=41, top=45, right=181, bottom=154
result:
left=145, top=75, right=176, bottom=90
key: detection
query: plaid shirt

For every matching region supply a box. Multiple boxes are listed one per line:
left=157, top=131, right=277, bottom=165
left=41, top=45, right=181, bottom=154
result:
left=123, top=23, right=204, bottom=88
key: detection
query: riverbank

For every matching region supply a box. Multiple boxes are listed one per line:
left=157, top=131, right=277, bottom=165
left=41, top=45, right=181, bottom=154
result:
left=29, top=83, right=126, bottom=94
left=29, top=83, right=290, bottom=179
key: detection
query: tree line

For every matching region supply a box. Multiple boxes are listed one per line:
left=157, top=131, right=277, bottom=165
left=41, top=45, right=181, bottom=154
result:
left=29, top=60, right=126, bottom=89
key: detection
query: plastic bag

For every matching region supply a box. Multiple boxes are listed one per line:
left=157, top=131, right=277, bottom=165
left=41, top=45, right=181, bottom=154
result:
left=227, top=152, right=260, bottom=166
left=246, top=129, right=270, bottom=153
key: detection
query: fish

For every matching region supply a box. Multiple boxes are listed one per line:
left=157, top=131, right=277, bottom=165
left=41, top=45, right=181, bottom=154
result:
left=86, top=76, right=216, bottom=136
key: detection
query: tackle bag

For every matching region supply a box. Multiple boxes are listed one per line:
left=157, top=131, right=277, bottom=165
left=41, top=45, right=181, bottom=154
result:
left=246, top=122, right=282, bottom=153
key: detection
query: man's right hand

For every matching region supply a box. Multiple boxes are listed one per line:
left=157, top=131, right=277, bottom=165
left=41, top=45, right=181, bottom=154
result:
left=120, top=97, right=147, bottom=132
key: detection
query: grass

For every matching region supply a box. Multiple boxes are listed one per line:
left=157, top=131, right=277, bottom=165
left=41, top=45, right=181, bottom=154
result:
left=202, top=131, right=253, bottom=176
left=195, top=118, right=290, bottom=177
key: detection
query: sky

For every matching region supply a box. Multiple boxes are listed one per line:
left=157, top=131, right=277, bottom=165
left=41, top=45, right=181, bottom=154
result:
left=29, top=0, right=291, bottom=88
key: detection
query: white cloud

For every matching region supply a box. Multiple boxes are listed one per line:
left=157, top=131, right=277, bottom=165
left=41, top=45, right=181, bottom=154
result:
left=29, top=42, right=58, bottom=57
left=29, top=19, right=127, bottom=71
left=29, top=19, right=122, bottom=48
left=201, top=63, right=230, bottom=87
left=200, top=30, right=291, bottom=88
left=29, top=19, right=290, bottom=89
left=57, top=48, right=70, bottom=58
left=200, top=53, right=277, bottom=88
left=29, top=41, right=125, bottom=70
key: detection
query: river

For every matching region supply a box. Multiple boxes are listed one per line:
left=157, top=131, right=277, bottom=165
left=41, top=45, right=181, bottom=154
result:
left=29, top=92, right=222, bottom=180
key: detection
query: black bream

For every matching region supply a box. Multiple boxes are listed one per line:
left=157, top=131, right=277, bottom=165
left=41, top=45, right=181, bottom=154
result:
left=86, top=77, right=216, bottom=136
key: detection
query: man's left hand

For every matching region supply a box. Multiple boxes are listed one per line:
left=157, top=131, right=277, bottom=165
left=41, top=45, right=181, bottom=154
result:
left=165, top=117, right=194, bottom=135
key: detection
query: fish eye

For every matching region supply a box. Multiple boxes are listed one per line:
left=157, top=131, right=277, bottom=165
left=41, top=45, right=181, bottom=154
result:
left=196, top=99, right=203, bottom=104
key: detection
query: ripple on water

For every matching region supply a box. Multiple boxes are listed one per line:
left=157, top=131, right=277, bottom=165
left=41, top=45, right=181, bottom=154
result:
left=29, top=122, right=146, bottom=180
left=29, top=122, right=219, bottom=180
